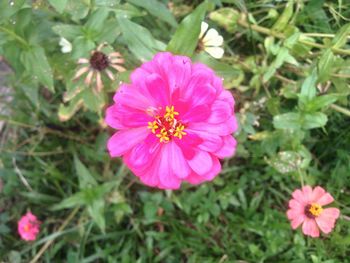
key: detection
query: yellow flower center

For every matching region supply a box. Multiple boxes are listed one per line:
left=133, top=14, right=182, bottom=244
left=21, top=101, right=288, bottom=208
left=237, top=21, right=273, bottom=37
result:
left=24, top=224, right=30, bottom=232
left=305, top=203, right=323, bottom=218
left=147, top=105, right=186, bottom=143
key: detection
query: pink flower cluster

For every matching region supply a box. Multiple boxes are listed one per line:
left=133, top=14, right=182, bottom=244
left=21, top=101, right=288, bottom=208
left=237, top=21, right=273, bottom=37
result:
left=18, top=211, right=41, bottom=241
left=287, top=186, right=340, bottom=238
left=105, top=52, right=238, bottom=189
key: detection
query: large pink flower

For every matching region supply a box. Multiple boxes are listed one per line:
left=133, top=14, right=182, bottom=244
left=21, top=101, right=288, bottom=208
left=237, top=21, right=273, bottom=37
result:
left=105, top=52, right=238, bottom=189
left=287, top=185, right=340, bottom=238
left=18, top=211, right=41, bottom=241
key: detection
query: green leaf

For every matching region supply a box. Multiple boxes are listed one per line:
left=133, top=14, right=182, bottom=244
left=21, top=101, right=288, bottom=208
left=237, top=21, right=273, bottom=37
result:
left=273, top=112, right=301, bottom=130
left=48, top=0, right=68, bottom=13
left=318, top=49, right=336, bottom=83
left=167, top=2, right=208, bottom=56
left=81, top=89, right=105, bottom=113
left=65, top=0, right=90, bottom=21
left=263, top=47, right=297, bottom=82
left=272, top=0, right=294, bottom=32
left=302, top=112, right=328, bottom=129
left=85, top=7, right=110, bottom=32
left=128, top=0, right=177, bottom=27
left=74, top=155, right=97, bottom=189
left=0, top=0, right=25, bottom=23
left=51, top=192, right=86, bottom=210
left=304, top=94, right=339, bottom=112
left=52, top=24, right=82, bottom=41
left=209, top=8, right=240, bottom=33
left=194, top=53, right=240, bottom=79
left=331, top=23, right=350, bottom=49
left=20, top=45, right=54, bottom=92
left=118, top=17, right=166, bottom=61
left=300, top=68, right=317, bottom=100
left=87, top=198, right=105, bottom=232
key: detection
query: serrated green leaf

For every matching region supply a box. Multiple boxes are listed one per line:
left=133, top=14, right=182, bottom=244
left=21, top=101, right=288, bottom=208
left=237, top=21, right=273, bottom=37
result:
left=167, top=2, right=208, bottom=56
left=48, top=0, right=68, bottom=13
left=128, top=0, right=177, bottom=27
left=20, top=45, right=54, bottom=92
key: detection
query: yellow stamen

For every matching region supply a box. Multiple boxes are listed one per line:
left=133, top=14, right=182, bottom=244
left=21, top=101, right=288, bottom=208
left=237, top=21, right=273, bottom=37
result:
left=156, top=128, right=170, bottom=143
left=24, top=224, right=30, bottom=232
left=147, top=121, right=159, bottom=134
left=174, top=124, right=186, bottom=139
left=164, top=105, right=179, bottom=120
left=309, top=203, right=323, bottom=217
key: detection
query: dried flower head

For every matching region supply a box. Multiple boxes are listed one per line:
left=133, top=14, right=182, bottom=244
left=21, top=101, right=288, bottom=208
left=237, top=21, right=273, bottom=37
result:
left=73, top=43, right=126, bottom=93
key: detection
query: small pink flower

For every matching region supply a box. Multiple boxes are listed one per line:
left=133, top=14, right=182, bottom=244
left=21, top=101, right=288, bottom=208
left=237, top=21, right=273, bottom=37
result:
left=287, top=185, right=340, bottom=238
left=18, top=211, right=41, bottom=241
left=105, top=52, right=238, bottom=189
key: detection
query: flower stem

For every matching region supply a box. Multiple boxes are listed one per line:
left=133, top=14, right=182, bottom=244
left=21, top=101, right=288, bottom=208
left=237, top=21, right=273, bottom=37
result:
left=237, top=16, right=350, bottom=56
left=330, top=104, right=350, bottom=117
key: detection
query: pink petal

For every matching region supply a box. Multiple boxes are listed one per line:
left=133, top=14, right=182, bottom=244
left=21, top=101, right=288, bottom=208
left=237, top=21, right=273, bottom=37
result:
left=186, top=156, right=221, bottom=184
left=292, top=189, right=307, bottom=205
left=181, top=105, right=210, bottom=123
left=107, top=127, right=149, bottom=157
left=113, top=84, right=154, bottom=111
left=218, top=89, right=235, bottom=109
left=302, top=185, right=313, bottom=203
left=322, top=207, right=340, bottom=219
left=214, top=135, right=237, bottom=159
left=188, top=116, right=237, bottom=136
left=207, top=101, right=232, bottom=124
left=288, top=199, right=304, bottom=213
left=288, top=212, right=305, bottom=229
left=124, top=134, right=160, bottom=170
left=105, top=105, right=125, bottom=130
left=187, top=150, right=213, bottom=175
left=175, top=132, right=203, bottom=159
left=158, top=144, right=182, bottom=189
left=311, top=186, right=326, bottom=203
left=315, top=208, right=340, bottom=234
left=316, top=193, right=334, bottom=206
left=169, top=141, right=191, bottom=179
left=302, top=218, right=320, bottom=238
left=188, top=130, right=223, bottom=152
left=145, top=74, right=170, bottom=107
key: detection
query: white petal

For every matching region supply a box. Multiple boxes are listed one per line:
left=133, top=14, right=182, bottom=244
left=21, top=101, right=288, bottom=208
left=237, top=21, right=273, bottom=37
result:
left=203, top=28, right=223, bottom=47
left=199, top=21, right=209, bottom=39
left=59, top=37, right=72, bottom=53
left=204, top=46, right=224, bottom=59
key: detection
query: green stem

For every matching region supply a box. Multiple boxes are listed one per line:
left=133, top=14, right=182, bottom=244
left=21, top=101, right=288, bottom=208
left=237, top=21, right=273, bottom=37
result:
left=0, top=26, right=28, bottom=47
left=330, top=104, right=350, bottom=117
left=237, top=17, right=350, bottom=56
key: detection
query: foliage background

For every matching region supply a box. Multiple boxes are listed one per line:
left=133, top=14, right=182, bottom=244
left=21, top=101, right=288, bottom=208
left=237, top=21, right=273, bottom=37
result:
left=1, top=0, right=350, bottom=262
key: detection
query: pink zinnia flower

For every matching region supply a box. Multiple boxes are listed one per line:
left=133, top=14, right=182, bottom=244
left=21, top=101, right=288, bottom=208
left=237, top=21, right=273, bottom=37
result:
left=287, top=186, right=340, bottom=238
left=18, top=211, right=41, bottom=241
left=105, top=52, right=238, bottom=189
